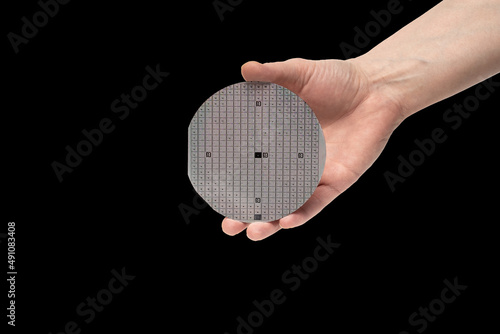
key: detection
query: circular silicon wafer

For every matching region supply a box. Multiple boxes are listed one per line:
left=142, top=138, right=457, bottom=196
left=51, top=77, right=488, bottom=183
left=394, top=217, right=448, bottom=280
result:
left=188, top=82, right=326, bottom=223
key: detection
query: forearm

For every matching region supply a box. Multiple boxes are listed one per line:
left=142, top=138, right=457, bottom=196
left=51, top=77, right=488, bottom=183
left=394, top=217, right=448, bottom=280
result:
left=350, top=0, right=500, bottom=118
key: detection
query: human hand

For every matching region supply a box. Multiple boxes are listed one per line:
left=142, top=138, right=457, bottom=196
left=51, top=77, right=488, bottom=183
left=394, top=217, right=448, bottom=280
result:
left=222, top=0, right=500, bottom=241
left=222, top=58, right=404, bottom=240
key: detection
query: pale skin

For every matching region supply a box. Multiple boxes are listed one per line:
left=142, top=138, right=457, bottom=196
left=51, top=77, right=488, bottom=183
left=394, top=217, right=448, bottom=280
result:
left=222, top=0, right=500, bottom=240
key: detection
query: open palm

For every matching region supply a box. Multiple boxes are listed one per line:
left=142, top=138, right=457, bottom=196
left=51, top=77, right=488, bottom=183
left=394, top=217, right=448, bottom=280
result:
left=222, top=58, right=404, bottom=240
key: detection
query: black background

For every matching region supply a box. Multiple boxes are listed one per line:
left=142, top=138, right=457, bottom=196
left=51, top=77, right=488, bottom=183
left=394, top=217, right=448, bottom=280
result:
left=3, top=0, right=498, bottom=333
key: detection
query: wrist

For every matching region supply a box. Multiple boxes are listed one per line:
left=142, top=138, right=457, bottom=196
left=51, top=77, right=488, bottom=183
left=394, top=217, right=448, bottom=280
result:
left=347, top=54, right=431, bottom=120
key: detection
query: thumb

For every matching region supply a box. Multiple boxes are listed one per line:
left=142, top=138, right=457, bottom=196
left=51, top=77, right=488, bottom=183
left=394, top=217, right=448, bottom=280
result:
left=241, top=58, right=311, bottom=94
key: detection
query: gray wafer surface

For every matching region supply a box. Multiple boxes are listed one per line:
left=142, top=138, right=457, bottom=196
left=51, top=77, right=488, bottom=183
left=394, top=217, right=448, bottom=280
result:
left=188, top=82, right=326, bottom=222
